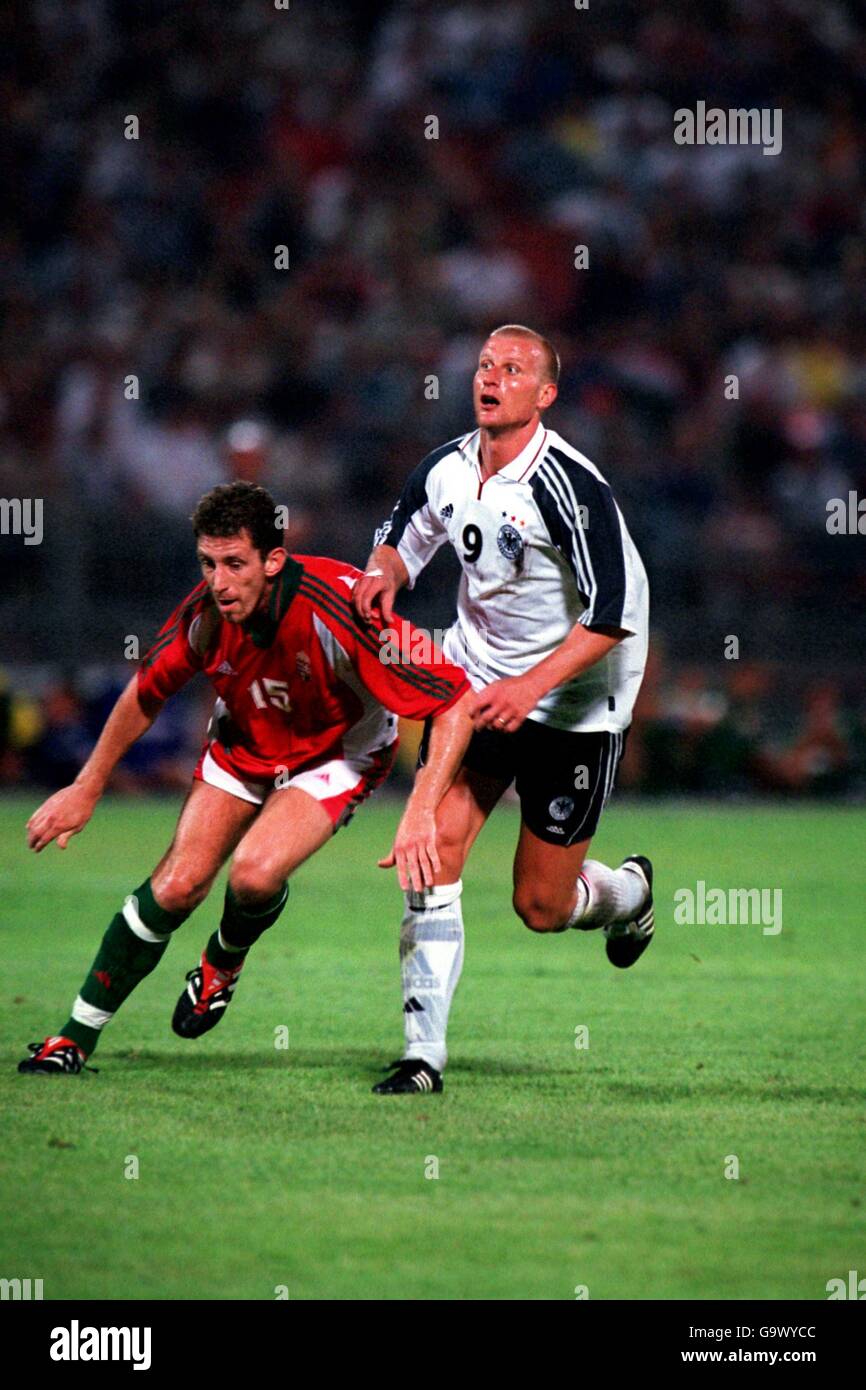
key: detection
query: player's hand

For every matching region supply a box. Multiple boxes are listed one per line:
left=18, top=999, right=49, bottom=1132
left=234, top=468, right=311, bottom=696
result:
left=353, top=571, right=398, bottom=629
left=26, top=782, right=99, bottom=853
left=378, top=807, right=441, bottom=893
left=470, top=675, right=542, bottom=734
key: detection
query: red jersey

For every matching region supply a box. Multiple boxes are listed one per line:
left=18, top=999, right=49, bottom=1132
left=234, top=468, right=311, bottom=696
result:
left=136, top=554, right=469, bottom=783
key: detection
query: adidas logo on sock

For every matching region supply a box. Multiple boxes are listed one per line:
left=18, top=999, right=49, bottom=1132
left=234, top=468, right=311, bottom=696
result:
left=403, top=996, right=425, bottom=1014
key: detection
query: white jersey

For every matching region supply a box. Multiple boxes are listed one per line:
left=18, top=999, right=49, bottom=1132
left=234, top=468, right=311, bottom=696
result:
left=374, top=421, right=649, bottom=733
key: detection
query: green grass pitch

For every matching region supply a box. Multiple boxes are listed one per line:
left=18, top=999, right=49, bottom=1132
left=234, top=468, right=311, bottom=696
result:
left=1, top=793, right=863, bottom=1300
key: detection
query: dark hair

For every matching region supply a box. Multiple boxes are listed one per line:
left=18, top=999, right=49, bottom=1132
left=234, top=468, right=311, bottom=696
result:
left=191, top=482, right=283, bottom=559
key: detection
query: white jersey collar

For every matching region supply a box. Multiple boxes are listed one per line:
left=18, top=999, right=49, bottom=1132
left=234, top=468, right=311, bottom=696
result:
left=467, top=420, right=549, bottom=487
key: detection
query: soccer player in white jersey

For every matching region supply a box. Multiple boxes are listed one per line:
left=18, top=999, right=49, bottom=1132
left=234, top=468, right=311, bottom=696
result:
left=354, top=325, right=652, bottom=1094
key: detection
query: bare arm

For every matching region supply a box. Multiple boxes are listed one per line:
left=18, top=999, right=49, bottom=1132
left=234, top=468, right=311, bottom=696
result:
left=471, top=624, right=628, bottom=733
left=378, top=691, right=475, bottom=892
left=353, top=545, right=410, bottom=627
left=407, top=692, right=475, bottom=819
left=524, top=623, right=626, bottom=699
left=27, top=677, right=157, bottom=852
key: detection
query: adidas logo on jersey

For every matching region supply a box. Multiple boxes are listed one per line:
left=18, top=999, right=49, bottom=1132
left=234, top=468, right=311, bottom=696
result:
left=439, top=503, right=453, bottom=520
left=217, top=661, right=236, bottom=676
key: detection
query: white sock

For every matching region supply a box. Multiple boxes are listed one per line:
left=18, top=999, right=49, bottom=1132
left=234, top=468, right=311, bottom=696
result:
left=567, top=859, right=646, bottom=929
left=566, top=876, right=594, bottom=930
left=400, top=881, right=464, bottom=1074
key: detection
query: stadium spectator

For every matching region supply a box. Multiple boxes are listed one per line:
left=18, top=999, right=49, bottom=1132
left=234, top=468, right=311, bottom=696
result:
left=1, top=0, right=864, bottom=795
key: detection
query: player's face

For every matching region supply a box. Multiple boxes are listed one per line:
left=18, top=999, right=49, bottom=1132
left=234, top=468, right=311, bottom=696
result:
left=473, top=336, right=557, bottom=432
left=196, top=531, right=285, bottom=623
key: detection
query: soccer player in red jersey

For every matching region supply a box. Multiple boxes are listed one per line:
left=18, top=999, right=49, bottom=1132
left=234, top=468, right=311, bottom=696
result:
left=19, top=483, right=471, bottom=1074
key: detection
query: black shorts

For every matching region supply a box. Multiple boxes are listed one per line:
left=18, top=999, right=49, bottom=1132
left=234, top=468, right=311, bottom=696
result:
left=422, top=718, right=628, bottom=847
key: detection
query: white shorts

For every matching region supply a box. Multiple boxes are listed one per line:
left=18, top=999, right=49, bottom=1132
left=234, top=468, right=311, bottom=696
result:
left=195, top=741, right=396, bottom=829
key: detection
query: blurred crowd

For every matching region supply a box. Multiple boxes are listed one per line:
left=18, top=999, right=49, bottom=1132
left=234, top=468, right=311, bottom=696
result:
left=0, top=669, right=201, bottom=795
left=2, top=655, right=863, bottom=799
left=1, top=0, right=865, bottom=794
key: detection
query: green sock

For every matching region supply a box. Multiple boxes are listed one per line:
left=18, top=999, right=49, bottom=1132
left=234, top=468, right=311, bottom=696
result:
left=205, top=883, right=289, bottom=968
left=62, top=878, right=191, bottom=1055
left=204, top=929, right=248, bottom=971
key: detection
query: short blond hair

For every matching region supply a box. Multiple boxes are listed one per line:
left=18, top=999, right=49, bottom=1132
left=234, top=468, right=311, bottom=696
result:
left=488, top=324, right=561, bottom=385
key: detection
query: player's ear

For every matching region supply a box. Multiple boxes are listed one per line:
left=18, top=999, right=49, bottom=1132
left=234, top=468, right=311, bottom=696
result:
left=264, top=547, right=288, bottom=578
left=538, top=381, right=558, bottom=411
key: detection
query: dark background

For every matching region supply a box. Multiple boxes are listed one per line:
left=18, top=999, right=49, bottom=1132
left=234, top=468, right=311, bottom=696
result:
left=1, top=0, right=864, bottom=796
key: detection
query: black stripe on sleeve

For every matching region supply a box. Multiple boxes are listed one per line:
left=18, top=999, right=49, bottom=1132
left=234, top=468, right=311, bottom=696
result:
left=372, top=436, right=461, bottom=551
left=530, top=465, right=589, bottom=605
left=544, top=447, right=628, bottom=629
